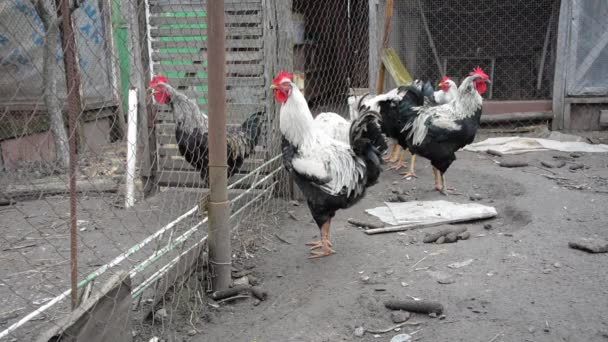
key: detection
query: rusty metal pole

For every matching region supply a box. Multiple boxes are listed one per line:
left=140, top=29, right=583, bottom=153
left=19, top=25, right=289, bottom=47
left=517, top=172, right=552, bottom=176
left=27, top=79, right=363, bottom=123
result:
left=206, top=0, right=231, bottom=291
left=59, top=0, right=82, bottom=309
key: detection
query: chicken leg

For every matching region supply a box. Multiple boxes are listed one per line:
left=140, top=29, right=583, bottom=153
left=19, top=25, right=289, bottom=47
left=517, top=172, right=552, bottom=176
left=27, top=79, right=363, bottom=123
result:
left=401, top=154, right=418, bottom=179
left=438, top=173, right=459, bottom=196
left=433, top=167, right=442, bottom=191
left=309, top=220, right=336, bottom=258
left=388, top=149, right=408, bottom=171
left=383, top=144, right=399, bottom=162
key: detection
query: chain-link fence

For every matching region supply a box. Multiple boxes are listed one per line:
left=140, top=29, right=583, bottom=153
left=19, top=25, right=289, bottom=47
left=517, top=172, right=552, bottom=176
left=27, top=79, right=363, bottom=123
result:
left=1, top=0, right=606, bottom=340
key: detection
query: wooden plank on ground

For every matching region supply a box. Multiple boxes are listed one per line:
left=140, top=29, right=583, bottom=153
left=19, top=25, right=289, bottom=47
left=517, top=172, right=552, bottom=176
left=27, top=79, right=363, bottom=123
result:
left=149, top=14, right=261, bottom=26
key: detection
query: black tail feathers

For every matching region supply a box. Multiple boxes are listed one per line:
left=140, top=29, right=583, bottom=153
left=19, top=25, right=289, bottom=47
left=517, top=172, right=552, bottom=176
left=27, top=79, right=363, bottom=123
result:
left=240, top=111, right=266, bottom=149
left=349, top=110, right=388, bottom=186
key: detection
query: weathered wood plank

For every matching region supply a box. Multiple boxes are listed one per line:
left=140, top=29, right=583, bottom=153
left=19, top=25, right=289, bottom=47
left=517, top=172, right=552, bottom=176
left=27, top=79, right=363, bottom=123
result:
left=153, top=63, right=263, bottom=75
left=150, top=89, right=264, bottom=106
left=151, top=38, right=262, bottom=50
left=161, top=76, right=264, bottom=87
left=149, top=3, right=262, bottom=13
left=149, top=14, right=262, bottom=26
left=157, top=143, right=266, bottom=157
left=551, top=0, right=572, bottom=130
left=150, top=27, right=262, bottom=38
left=152, top=50, right=263, bottom=63
left=158, top=156, right=264, bottom=172
left=154, top=103, right=266, bottom=121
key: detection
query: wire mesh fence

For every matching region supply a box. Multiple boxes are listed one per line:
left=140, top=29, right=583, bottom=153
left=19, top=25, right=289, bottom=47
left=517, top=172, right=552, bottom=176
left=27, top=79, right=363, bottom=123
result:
left=1, top=0, right=605, bottom=340
left=0, top=0, right=288, bottom=340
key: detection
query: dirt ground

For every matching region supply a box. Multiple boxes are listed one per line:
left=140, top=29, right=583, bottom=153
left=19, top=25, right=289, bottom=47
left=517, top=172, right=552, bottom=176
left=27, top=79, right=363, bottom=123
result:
left=2, top=132, right=608, bottom=341
left=164, top=136, right=608, bottom=342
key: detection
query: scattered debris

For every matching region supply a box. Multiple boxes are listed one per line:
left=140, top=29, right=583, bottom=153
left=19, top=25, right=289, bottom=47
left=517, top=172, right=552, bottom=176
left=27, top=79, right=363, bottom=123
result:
left=3, top=243, right=37, bottom=251
left=458, top=231, right=471, bottom=240
left=423, top=227, right=467, bottom=243
left=233, top=276, right=250, bottom=287
left=385, top=299, right=444, bottom=314
left=287, top=211, right=298, bottom=221
left=499, top=160, right=529, bottom=168
left=390, top=333, right=412, bottom=342
left=553, top=262, right=562, bottom=268
left=364, top=321, right=421, bottom=335
left=469, top=193, right=484, bottom=201
left=210, top=285, right=268, bottom=302
left=541, top=160, right=566, bottom=169
left=32, top=297, right=53, bottom=305
left=354, top=326, right=365, bottom=337
left=448, top=259, right=474, bottom=269
left=289, top=200, right=300, bottom=206
left=347, top=218, right=384, bottom=229
left=273, top=234, right=292, bottom=245
left=484, top=224, right=493, bottom=230
left=542, top=269, right=552, bottom=274
left=428, top=271, right=455, bottom=285
left=366, top=200, right=497, bottom=228
left=391, top=311, right=411, bottom=323
left=528, top=326, right=536, bottom=333
left=568, top=238, right=608, bottom=253
left=569, top=163, right=584, bottom=170
left=154, top=308, right=169, bottom=321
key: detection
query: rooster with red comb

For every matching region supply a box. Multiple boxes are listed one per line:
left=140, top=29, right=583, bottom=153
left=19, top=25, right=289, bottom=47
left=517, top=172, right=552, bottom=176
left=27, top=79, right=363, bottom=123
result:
left=272, top=71, right=387, bottom=258
left=400, top=66, right=491, bottom=194
left=149, top=75, right=266, bottom=183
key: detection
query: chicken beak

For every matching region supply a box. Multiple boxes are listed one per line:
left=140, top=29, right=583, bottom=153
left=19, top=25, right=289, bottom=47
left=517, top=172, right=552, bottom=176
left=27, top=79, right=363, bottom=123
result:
left=270, top=84, right=278, bottom=90
left=485, top=79, right=492, bottom=84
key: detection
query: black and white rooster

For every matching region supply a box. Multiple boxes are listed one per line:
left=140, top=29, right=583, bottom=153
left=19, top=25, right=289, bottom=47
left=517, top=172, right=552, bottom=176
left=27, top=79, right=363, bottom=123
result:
left=149, top=75, right=265, bottom=182
left=272, top=71, right=387, bottom=258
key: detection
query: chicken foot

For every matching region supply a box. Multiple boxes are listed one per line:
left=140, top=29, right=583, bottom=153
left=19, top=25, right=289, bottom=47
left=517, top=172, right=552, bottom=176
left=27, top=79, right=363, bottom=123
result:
left=383, top=144, right=400, bottom=162
left=388, top=149, right=408, bottom=171
left=401, top=155, right=418, bottom=179
left=309, top=220, right=336, bottom=258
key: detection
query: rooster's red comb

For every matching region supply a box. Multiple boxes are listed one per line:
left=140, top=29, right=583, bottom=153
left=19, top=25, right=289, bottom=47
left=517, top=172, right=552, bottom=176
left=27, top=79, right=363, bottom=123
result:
left=469, top=66, right=489, bottom=80
left=273, top=71, right=294, bottom=85
left=439, top=76, right=450, bottom=84
left=149, top=74, right=168, bottom=87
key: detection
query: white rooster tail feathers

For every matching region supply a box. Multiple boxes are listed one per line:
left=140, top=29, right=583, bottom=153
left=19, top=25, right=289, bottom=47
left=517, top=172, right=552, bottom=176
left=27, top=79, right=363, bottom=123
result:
left=349, top=110, right=387, bottom=186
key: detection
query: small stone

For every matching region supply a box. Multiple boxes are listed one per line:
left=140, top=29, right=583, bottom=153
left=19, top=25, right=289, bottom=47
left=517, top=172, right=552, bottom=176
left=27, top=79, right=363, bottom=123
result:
left=400, top=282, right=409, bottom=287
left=457, top=231, right=471, bottom=240
left=439, top=314, right=446, bottom=320
left=542, top=268, right=552, bottom=274
left=360, top=275, right=371, bottom=284
left=569, top=163, right=584, bottom=170
left=570, top=152, right=583, bottom=158
left=187, top=329, right=197, bottom=336
left=553, top=262, right=562, bottom=268
left=438, top=278, right=455, bottom=285
left=385, top=269, right=394, bottom=275
left=154, top=308, right=168, bottom=320
left=289, top=200, right=300, bottom=206
left=472, top=309, right=481, bottom=313
left=253, top=299, right=261, bottom=306
left=429, top=312, right=438, bottom=318
left=276, top=273, right=283, bottom=278
left=484, top=224, right=493, bottom=230
left=544, top=327, right=550, bottom=333
left=469, top=193, right=483, bottom=201
left=248, top=275, right=260, bottom=286
left=233, top=276, right=249, bottom=286
left=528, top=326, right=536, bottom=333
left=436, top=236, right=446, bottom=244
left=390, top=334, right=412, bottom=342
left=354, top=326, right=365, bottom=337
left=391, top=311, right=411, bottom=323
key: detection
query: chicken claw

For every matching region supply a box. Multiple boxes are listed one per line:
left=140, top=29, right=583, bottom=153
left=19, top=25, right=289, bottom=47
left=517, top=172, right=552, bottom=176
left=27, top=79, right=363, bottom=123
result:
left=306, top=240, right=333, bottom=250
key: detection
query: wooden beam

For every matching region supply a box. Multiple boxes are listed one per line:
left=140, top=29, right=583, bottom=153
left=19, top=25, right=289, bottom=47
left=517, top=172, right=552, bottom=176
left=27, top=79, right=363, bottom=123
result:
left=551, top=0, right=572, bottom=130
left=376, top=0, right=394, bottom=94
